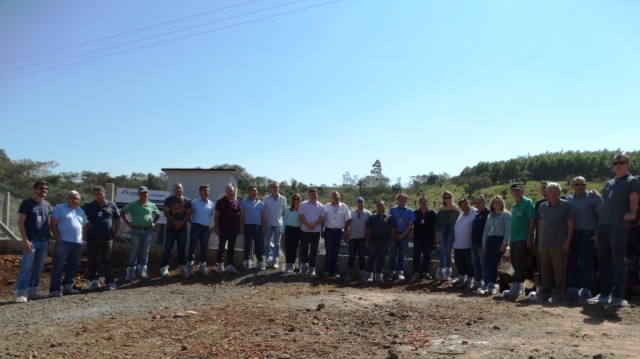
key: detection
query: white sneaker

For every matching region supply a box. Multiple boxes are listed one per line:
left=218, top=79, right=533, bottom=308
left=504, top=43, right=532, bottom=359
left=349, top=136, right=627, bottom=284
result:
left=470, top=280, right=484, bottom=291
left=300, top=263, right=309, bottom=276
left=397, top=271, right=405, bottom=281
left=215, top=263, right=224, bottom=274
left=365, top=272, right=374, bottom=283
left=89, top=279, right=100, bottom=290
left=243, top=259, right=251, bottom=270
left=15, top=295, right=27, bottom=303
left=199, top=262, right=209, bottom=275
left=272, top=260, right=279, bottom=270
left=435, top=268, right=445, bottom=280
left=160, top=266, right=169, bottom=277
left=607, top=298, right=628, bottom=307
left=452, top=275, right=466, bottom=286
left=444, top=267, right=452, bottom=280
left=138, top=265, right=149, bottom=280
left=227, top=264, right=238, bottom=274
left=187, top=261, right=195, bottom=276
left=588, top=293, right=611, bottom=305
left=179, top=265, right=189, bottom=278
left=308, top=267, right=317, bottom=278
left=106, top=282, right=117, bottom=290
left=422, top=272, right=432, bottom=279
left=257, top=260, right=266, bottom=271
left=284, top=263, right=294, bottom=273
left=125, top=267, right=136, bottom=281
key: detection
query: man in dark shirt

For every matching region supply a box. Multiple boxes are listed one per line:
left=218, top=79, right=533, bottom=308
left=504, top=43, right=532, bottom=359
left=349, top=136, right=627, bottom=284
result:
left=160, top=183, right=192, bottom=278
left=214, top=184, right=240, bottom=274
left=471, top=195, right=490, bottom=290
left=82, top=185, right=120, bottom=290
left=364, top=200, right=394, bottom=283
left=411, top=197, right=437, bottom=280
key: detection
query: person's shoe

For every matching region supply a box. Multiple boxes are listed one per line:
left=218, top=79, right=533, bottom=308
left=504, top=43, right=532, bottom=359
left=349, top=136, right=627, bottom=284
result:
left=365, top=272, right=374, bottom=283
left=199, top=262, right=209, bottom=276
left=257, top=260, right=266, bottom=271
left=565, top=287, right=579, bottom=302
left=15, top=295, right=27, bottom=303
left=323, top=270, right=331, bottom=277
left=345, top=272, right=353, bottom=281
left=138, top=265, right=149, bottom=279
left=89, top=279, right=100, bottom=290
left=49, top=291, right=62, bottom=298
left=63, top=284, right=79, bottom=295
left=375, top=273, right=385, bottom=283
left=243, top=260, right=251, bottom=270
left=28, top=291, right=47, bottom=300
left=435, top=268, right=445, bottom=281
left=502, top=282, right=522, bottom=298
left=452, top=275, right=466, bottom=286
left=359, top=270, right=366, bottom=281
left=106, top=282, right=117, bottom=290
left=227, top=264, right=238, bottom=274
left=607, top=298, right=628, bottom=307
left=397, top=271, right=405, bottom=281
left=125, top=267, right=136, bottom=281
left=272, top=260, right=279, bottom=270
left=215, top=263, right=224, bottom=274
left=300, top=263, right=309, bottom=276
left=458, top=276, right=473, bottom=289
left=160, top=266, right=169, bottom=277
left=491, top=283, right=500, bottom=295
left=308, top=267, right=317, bottom=278
left=333, top=272, right=341, bottom=279
left=578, top=288, right=592, bottom=303
left=548, top=297, right=566, bottom=304
left=470, top=280, right=484, bottom=291
left=410, top=273, right=421, bottom=281
left=444, top=267, right=452, bottom=280
left=587, top=293, right=609, bottom=305
left=421, top=272, right=432, bottom=280
left=266, top=256, right=274, bottom=268
left=187, top=261, right=195, bottom=276
left=529, top=295, right=545, bottom=303
left=179, top=265, right=189, bottom=278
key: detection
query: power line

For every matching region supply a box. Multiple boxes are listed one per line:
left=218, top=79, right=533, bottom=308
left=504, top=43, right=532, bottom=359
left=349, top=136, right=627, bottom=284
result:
left=0, top=0, right=342, bottom=81
left=0, top=0, right=261, bottom=64
left=0, top=0, right=304, bottom=75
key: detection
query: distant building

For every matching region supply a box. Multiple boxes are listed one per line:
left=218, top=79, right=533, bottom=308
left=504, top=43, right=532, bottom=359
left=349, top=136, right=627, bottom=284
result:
left=161, top=168, right=241, bottom=200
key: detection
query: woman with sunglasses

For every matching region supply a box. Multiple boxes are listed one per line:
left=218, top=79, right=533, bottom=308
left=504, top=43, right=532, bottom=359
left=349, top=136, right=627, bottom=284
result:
left=436, top=191, right=460, bottom=280
left=282, top=194, right=302, bottom=273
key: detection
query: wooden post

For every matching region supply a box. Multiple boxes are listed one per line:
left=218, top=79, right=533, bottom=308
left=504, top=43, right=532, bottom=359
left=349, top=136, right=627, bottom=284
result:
left=106, top=183, right=115, bottom=202
left=2, top=191, right=9, bottom=225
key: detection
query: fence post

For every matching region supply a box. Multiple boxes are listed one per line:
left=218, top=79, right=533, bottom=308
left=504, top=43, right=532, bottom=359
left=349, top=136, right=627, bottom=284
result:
left=2, top=191, right=9, bottom=225
left=106, top=183, right=115, bottom=202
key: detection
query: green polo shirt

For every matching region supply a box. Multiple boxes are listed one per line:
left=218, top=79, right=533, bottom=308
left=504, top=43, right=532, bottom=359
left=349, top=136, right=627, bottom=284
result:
left=509, top=196, right=535, bottom=243
left=122, top=200, right=159, bottom=228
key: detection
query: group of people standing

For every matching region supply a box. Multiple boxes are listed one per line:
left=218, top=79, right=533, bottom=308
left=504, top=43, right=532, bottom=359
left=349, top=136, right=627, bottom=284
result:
left=12, top=153, right=639, bottom=307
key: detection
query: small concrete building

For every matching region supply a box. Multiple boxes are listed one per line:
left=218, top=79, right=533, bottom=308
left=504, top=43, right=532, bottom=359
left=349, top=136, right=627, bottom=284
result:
left=161, top=168, right=241, bottom=200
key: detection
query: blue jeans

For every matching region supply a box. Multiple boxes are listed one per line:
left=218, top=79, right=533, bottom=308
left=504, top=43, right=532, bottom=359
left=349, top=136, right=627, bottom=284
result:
left=264, top=225, right=281, bottom=261
left=567, top=229, right=595, bottom=290
left=484, top=236, right=505, bottom=283
left=16, top=239, right=49, bottom=294
left=243, top=224, right=264, bottom=261
left=324, top=228, right=343, bottom=273
left=438, top=226, right=455, bottom=268
left=189, top=224, right=210, bottom=263
left=367, top=241, right=388, bottom=274
left=470, top=243, right=485, bottom=282
left=348, top=238, right=366, bottom=271
left=596, top=225, right=628, bottom=299
left=49, top=241, right=83, bottom=293
left=388, top=236, right=408, bottom=272
left=127, top=227, right=154, bottom=268
left=161, top=227, right=187, bottom=267
left=412, top=241, right=433, bottom=274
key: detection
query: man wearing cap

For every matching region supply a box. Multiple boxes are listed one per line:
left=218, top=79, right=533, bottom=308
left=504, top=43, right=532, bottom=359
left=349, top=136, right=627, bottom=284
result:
left=503, top=183, right=536, bottom=298
left=160, top=183, right=192, bottom=278
left=120, top=186, right=160, bottom=281
left=588, top=152, right=640, bottom=307
left=323, top=191, right=351, bottom=278
left=343, top=197, right=371, bottom=281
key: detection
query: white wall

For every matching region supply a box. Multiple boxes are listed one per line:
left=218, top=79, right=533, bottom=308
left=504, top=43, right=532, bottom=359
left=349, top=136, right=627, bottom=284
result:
left=163, top=170, right=239, bottom=201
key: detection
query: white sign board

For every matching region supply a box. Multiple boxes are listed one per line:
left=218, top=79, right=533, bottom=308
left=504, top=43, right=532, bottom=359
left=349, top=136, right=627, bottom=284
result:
left=115, top=187, right=170, bottom=225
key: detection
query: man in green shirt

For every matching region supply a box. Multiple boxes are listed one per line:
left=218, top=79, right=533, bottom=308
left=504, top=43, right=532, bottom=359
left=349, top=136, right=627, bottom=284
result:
left=120, top=186, right=160, bottom=281
left=503, top=183, right=536, bottom=298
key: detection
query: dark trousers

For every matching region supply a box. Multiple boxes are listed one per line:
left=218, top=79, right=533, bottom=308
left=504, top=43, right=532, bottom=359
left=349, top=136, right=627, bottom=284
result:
left=484, top=235, right=505, bottom=283
left=162, top=227, right=187, bottom=267
left=189, top=224, right=210, bottom=263
left=324, top=228, right=343, bottom=273
left=510, top=241, right=528, bottom=283
left=596, top=225, right=628, bottom=299
left=366, top=241, right=388, bottom=274
left=243, top=224, right=264, bottom=262
left=412, top=241, right=433, bottom=274
left=567, top=229, right=595, bottom=290
left=454, top=248, right=473, bottom=277
left=348, top=238, right=366, bottom=271
left=86, top=239, right=114, bottom=284
left=284, top=226, right=301, bottom=263
left=300, top=231, right=320, bottom=267
left=217, top=229, right=237, bottom=266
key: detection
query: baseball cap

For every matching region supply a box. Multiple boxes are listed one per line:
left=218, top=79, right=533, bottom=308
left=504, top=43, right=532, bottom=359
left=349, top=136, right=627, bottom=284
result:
left=138, top=186, right=149, bottom=193
left=356, top=196, right=365, bottom=202
left=510, top=183, right=523, bottom=190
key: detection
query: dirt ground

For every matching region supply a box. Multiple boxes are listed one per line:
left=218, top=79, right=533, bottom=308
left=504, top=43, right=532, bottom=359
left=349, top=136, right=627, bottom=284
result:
left=1, top=252, right=639, bottom=359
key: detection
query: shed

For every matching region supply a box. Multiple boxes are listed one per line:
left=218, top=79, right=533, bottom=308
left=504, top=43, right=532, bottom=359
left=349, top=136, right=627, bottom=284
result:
left=161, top=168, right=241, bottom=201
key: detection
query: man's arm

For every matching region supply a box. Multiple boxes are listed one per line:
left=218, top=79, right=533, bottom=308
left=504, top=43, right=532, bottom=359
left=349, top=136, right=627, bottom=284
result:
left=120, top=210, right=132, bottom=229
left=527, top=218, right=535, bottom=248
left=562, top=218, right=574, bottom=253
left=400, top=221, right=414, bottom=239
left=343, top=218, right=352, bottom=242
left=17, top=213, right=32, bottom=253
left=214, top=210, right=221, bottom=236
left=50, top=217, right=61, bottom=244
left=624, top=191, right=639, bottom=221
left=239, top=208, right=245, bottom=234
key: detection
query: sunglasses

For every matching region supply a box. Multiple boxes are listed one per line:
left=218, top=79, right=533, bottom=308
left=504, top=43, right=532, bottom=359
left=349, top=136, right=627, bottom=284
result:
left=612, top=161, right=628, bottom=166
left=38, top=187, right=48, bottom=190
left=443, top=196, right=452, bottom=199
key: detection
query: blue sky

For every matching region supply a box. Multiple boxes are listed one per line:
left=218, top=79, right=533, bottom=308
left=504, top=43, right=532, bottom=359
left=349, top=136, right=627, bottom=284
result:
left=1, top=0, right=639, bottom=187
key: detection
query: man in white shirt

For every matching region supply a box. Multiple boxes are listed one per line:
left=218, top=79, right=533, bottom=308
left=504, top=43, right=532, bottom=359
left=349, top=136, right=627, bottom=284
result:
left=452, top=198, right=477, bottom=289
left=263, top=182, right=287, bottom=269
left=323, top=191, right=351, bottom=278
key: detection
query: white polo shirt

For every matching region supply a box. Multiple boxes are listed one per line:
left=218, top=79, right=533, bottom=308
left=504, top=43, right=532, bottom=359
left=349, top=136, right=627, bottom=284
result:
left=323, top=202, right=351, bottom=229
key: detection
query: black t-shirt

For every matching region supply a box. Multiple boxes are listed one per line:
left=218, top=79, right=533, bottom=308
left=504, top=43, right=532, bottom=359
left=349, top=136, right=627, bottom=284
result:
left=413, top=209, right=437, bottom=242
left=471, top=207, right=490, bottom=246
left=82, top=200, right=120, bottom=240
left=18, top=198, right=52, bottom=241
left=366, top=213, right=395, bottom=244
left=164, top=196, right=191, bottom=230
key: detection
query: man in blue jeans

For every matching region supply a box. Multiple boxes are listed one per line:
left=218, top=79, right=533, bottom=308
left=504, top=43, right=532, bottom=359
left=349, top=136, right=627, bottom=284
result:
left=388, top=193, right=415, bottom=281
left=239, top=186, right=265, bottom=270
left=588, top=152, right=640, bottom=307
left=322, top=191, right=351, bottom=278
left=565, top=176, right=602, bottom=303
left=49, top=190, right=87, bottom=297
left=15, top=180, right=52, bottom=303
left=121, top=186, right=160, bottom=281
left=189, top=184, right=215, bottom=276
left=160, top=183, right=192, bottom=278
left=365, top=200, right=394, bottom=283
